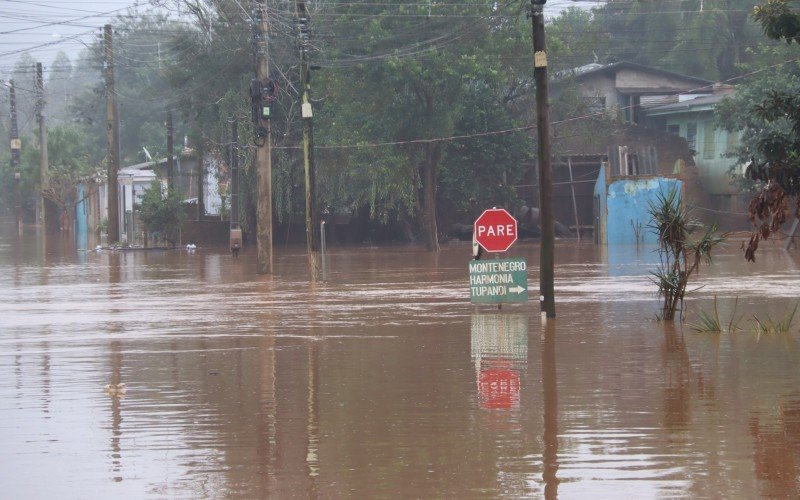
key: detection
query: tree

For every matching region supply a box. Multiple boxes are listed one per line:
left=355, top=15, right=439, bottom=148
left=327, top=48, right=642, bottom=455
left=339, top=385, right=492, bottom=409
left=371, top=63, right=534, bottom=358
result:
left=40, top=124, right=95, bottom=231
left=138, top=179, right=186, bottom=247
left=648, top=187, right=725, bottom=321
left=717, top=0, right=800, bottom=260
left=315, top=0, right=534, bottom=250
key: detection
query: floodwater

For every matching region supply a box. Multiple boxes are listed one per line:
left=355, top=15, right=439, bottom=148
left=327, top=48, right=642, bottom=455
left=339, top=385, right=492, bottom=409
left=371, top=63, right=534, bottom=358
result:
left=2, top=220, right=800, bottom=499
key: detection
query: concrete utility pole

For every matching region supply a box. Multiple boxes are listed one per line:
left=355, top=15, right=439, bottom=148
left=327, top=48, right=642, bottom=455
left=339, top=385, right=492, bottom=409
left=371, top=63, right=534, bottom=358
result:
left=166, top=109, right=174, bottom=189
left=35, top=62, right=51, bottom=233
left=104, top=24, right=121, bottom=244
left=254, top=0, right=273, bottom=274
left=530, top=0, right=556, bottom=318
left=8, top=80, right=22, bottom=234
left=296, top=0, right=320, bottom=281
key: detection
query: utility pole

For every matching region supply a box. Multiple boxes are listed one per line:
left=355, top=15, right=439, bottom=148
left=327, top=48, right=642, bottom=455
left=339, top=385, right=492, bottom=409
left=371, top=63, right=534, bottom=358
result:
left=296, top=0, right=320, bottom=281
left=530, top=0, right=556, bottom=318
left=35, top=62, right=51, bottom=233
left=104, top=24, right=120, bottom=244
left=230, top=120, right=239, bottom=229
left=254, top=0, right=273, bottom=274
left=8, top=80, right=22, bottom=235
left=229, top=120, right=242, bottom=254
left=166, top=109, right=174, bottom=189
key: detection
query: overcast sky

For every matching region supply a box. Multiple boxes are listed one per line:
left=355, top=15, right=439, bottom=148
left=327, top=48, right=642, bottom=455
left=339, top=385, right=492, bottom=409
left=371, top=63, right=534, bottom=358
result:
left=0, top=0, right=150, bottom=74
left=0, top=0, right=600, bottom=77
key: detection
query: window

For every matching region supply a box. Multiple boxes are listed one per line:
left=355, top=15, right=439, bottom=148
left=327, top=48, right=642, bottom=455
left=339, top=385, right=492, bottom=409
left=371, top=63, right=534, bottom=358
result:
left=702, top=122, right=716, bottom=160
left=667, top=124, right=680, bottom=135
left=686, top=123, right=697, bottom=153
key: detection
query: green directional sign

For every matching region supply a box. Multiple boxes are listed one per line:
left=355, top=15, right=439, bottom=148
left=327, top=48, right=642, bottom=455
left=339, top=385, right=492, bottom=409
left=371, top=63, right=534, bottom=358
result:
left=469, top=258, right=528, bottom=304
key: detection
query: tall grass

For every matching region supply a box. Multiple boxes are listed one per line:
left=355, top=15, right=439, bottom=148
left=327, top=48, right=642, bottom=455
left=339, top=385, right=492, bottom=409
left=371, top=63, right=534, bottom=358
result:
left=689, top=296, right=743, bottom=333
left=751, top=303, right=799, bottom=336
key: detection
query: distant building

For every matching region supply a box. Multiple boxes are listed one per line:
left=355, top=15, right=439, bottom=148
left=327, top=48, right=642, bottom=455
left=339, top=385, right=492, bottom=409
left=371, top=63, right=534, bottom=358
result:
left=553, top=61, right=713, bottom=124
left=80, top=151, right=227, bottom=246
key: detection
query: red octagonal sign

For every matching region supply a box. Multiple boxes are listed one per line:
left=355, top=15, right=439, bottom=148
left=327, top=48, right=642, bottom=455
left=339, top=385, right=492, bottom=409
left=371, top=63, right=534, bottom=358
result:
left=474, top=208, right=518, bottom=252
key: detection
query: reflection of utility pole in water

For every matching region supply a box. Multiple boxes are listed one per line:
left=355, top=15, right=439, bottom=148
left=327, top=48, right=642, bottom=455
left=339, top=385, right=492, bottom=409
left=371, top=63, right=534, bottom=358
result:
left=542, top=319, right=559, bottom=499
left=106, top=251, right=124, bottom=481
left=306, top=342, right=320, bottom=495
left=109, top=339, right=123, bottom=481
left=39, top=266, right=51, bottom=416
left=256, top=333, right=277, bottom=492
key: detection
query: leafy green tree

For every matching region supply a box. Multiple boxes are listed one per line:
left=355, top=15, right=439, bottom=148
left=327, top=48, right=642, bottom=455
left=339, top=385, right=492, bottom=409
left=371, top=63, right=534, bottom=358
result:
left=315, top=0, right=534, bottom=249
left=138, top=179, right=186, bottom=247
left=716, top=0, right=800, bottom=260
left=42, top=124, right=95, bottom=229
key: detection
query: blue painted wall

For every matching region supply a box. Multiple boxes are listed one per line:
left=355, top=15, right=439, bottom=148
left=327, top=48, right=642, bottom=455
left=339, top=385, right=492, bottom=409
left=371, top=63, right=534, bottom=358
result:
left=594, top=164, right=608, bottom=245
left=606, top=177, right=682, bottom=245
left=75, top=183, right=88, bottom=251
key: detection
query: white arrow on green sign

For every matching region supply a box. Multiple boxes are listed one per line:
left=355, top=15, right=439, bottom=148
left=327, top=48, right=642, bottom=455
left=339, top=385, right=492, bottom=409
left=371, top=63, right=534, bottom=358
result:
left=469, top=257, right=528, bottom=304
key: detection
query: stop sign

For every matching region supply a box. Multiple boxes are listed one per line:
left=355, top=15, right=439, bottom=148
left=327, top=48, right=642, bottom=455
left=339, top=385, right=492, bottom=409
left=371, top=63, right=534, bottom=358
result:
left=474, top=208, right=518, bottom=252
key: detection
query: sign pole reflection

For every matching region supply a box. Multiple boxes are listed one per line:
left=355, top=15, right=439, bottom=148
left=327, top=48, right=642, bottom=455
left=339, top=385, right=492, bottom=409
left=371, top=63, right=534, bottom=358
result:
left=542, top=319, right=559, bottom=498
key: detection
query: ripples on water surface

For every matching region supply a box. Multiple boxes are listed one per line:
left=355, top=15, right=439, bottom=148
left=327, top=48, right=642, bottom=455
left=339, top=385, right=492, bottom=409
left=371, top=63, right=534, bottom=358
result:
left=2, top=225, right=800, bottom=498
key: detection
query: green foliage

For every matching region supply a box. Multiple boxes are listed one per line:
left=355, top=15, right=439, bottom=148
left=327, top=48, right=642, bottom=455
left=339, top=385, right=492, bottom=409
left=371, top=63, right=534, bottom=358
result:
left=750, top=302, right=799, bottom=335
left=593, top=0, right=763, bottom=80
left=689, top=296, right=743, bottom=332
left=716, top=0, right=800, bottom=260
left=648, top=187, right=726, bottom=321
left=138, top=179, right=186, bottom=247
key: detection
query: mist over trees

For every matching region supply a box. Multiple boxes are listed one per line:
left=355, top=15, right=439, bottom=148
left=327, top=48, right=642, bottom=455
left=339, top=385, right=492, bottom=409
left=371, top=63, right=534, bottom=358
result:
left=0, top=0, right=793, bottom=247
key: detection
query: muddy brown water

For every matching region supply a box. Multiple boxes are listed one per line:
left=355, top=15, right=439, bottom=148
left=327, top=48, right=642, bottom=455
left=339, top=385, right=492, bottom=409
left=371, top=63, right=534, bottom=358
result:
left=2, top=221, right=800, bottom=498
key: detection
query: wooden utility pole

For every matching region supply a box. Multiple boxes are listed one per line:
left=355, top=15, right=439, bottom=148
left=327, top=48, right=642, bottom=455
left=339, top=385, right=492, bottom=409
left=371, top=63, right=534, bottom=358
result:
left=166, top=109, right=174, bottom=189
left=531, top=0, right=555, bottom=318
left=254, top=0, right=273, bottom=274
left=8, top=80, right=22, bottom=234
left=35, top=62, right=54, bottom=233
left=104, top=24, right=121, bottom=244
left=296, top=0, right=320, bottom=281
left=230, top=120, right=239, bottom=228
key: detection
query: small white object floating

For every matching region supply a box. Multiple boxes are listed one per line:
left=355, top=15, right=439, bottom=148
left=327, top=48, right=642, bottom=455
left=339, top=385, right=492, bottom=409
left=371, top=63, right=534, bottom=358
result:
left=104, top=383, right=127, bottom=397
left=94, top=245, right=102, bottom=251
left=186, top=243, right=197, bottom=250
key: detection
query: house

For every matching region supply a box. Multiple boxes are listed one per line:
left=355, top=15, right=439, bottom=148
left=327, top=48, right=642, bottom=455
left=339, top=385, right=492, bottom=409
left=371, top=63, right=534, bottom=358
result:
left=117, top=162, right=162, bottom=245
left=644, top=85, right=748, bottom=222
left=518, top=117, right=707, bottom=243
left=79, top=151, right=228, bottom=247
left=553, top=61, right=713, bottom=124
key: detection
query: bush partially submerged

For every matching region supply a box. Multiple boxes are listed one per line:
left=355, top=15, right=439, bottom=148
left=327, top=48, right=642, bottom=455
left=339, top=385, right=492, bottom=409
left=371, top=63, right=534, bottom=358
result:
left=648, top=187, right=726, bottom=321
left=138, top=179, right=186, bottom=248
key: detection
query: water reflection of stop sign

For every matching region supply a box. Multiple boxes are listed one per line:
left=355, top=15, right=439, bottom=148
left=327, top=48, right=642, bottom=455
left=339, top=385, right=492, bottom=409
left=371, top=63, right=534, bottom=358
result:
left=478, top=365, right=521, bottom=409
left=474, top=208, right=518, bottom=252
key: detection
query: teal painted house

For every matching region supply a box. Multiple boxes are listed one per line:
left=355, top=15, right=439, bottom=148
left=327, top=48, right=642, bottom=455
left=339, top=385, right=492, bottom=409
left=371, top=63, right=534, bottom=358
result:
left=645, top=88, right=748, bottom=221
